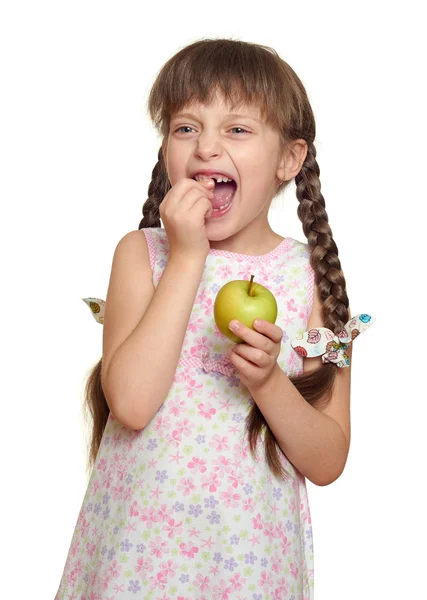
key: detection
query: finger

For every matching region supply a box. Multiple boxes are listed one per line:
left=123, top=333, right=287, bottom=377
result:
left=228, top=320, right=275, bottom=354
left=252, top=319, right=283, bottom=344
left=230, top=343, right=268, bottom=367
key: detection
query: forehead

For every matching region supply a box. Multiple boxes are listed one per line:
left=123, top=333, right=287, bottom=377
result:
left=171, top=91, right=265, bottom=122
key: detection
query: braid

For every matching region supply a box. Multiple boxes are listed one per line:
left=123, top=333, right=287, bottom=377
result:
left=295, top=142, right=350, bottom=334
left=138, top=145, right=170, bottom=229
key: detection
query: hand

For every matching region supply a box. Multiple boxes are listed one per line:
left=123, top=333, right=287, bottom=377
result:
left=227, top=319, right=283, bottom=392
left=159, top=177, right=215, bottom=261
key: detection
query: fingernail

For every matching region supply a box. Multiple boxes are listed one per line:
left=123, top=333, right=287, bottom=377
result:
left=254, top=319, right=262, bottom=327
left=229, top=321, right=239, bottom=331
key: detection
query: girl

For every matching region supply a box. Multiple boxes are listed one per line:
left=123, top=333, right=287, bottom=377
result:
left=55, top=38, right=375, bottom=599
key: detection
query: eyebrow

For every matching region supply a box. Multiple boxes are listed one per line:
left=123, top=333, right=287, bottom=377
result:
left=171, top=112, right=262, bottom=123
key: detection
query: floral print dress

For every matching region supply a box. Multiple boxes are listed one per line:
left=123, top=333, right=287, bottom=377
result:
left=55, top=227, right=315, bottom=600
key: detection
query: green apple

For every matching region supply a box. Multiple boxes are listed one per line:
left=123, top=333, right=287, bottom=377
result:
left=214, top=274, right=278, bottom=343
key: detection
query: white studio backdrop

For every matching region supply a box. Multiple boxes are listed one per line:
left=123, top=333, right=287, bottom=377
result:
left=1, top=1, right=425, bottom=598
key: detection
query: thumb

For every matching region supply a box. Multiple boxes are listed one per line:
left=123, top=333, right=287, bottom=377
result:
left=200, top=178, right=215, bottom=189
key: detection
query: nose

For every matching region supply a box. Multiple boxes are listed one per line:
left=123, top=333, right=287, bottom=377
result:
left=194, top=131, right=222, bottom=160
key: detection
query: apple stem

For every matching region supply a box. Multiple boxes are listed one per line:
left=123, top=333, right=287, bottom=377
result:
left=248, top=274, right=255, bottom=296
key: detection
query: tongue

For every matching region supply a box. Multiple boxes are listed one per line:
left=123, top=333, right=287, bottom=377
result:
left=211, top=181, right=236, bottom=209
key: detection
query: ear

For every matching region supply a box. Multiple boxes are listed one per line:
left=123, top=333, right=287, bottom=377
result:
left=276, top=139, right=308, bottom=183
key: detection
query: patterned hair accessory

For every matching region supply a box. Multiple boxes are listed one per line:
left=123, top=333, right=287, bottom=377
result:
left=290, top=313, right=376, bottom=368
left=82, top=297, right=105, bottom=324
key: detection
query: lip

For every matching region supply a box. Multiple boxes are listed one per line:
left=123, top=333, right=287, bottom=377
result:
left=190, top=169, right=237, bottom=184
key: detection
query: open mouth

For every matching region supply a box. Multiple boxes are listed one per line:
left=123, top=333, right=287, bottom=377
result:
left=193, top=176, right=238, bottom=213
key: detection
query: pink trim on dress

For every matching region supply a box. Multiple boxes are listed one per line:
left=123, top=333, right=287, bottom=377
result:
left=141, top=228, right=156, bottom=273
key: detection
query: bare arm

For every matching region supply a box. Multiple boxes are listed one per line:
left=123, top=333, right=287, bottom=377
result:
left=104, top=251, right=206, bottom=431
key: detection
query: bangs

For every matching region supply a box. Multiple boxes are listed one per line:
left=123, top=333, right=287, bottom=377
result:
left=147, top=39, right=291, bottom=139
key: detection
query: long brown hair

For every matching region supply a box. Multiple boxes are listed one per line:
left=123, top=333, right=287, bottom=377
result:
left=83, top=38, right=349, bottom=481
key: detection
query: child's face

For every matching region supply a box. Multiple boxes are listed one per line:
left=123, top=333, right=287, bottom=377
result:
left=163, top=90, right=288, bottom=239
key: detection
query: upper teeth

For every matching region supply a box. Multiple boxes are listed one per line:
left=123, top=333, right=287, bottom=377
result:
left=194, top=174, right=233, bottom=183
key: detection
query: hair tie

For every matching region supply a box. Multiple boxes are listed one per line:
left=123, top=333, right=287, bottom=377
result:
left=290, top=313, right=376, bottom=368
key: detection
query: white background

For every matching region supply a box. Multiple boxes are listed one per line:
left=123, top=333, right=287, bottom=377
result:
left=1, top=1, right=426, bottom=598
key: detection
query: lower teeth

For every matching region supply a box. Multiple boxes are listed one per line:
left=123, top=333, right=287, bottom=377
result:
left=213, top=202, right=231, bottom=212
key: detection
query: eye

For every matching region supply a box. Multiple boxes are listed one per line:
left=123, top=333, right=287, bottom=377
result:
left=175, top=126, right=195, bottom=134
left=230, top=127, right=249, bottom=134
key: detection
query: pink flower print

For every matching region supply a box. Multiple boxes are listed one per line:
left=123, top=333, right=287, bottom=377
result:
left=289, top=497, right=297, bottom=515
left=283, top=313, right=296, bottom=327
left=149, top=569, right=168, bottom=591
left=186, top=378, right=203, bottom=399
left=280, top=536, right=292, bottom=556
left=164, top=517, right=183, bottom=539
left=149, top=535, right=169, bottom=559
left=165, top=429, right=182, bottom=447
left=274, top=283, right=290, bottom=298
left=271, top=552, right=284, bottom=574
left=97, top=458, right=107, bottom=472
left=70, top=539, right=81, bottom=557
left=274, top=521, right=287, bottom=540
left=112, top=433, right=122, bottom=448
left=209, top=563, right=220, bottom=576
left=187, top=315, right=205, bottom=334
left=176, top=418, right=195, bottom=437
left=201, top=471, right=222, bottom=493
left=263, top=522, right=277, bottom=542
left=169, top=450, right=184, bottom=465
left=233, top=440, right=248, bottom=461
left=197, top=402, right=217, bottom=419
left=259, top=570, right=274, bottom=588
left=202, top=296, right=214, bottom=316
left=111, top=483, right=124, bottom=501
left=212, top=579, right=232, bottom=600
left=253, top=513, right=263, bottom=530
left=168, top=396, right=186, bottom=416
left=218, top=264, right=233, bottom=279
left=135, top=555, right=154, bottom=575
left=129, top=500, right=140, bottom=517
left=187, top=456, right=208, bottom=473
left=290, top=562, right=299, bottom=579
left=212, top=455, right=232, bottom=477
left=195, top=289, right=207, bottom=304
left=254, top=267, right=270, bottom=284
left=108, top=559, right=123, bottom=579
left=242, top=497, right=255, bottom=512
left=237, top=266, right=253, bottom=280
left=140, top=506, right=161, bottom=528
left=85, top=541, right=96, bottom=558
left=154, top=414, right=171, bottom=434
left=157, top=503, right=174, bottom=522
left=160, top=559, right=178, bottom=579
left=91, top=478, right=101, bottom=494
left=80, top=517, right=90, bottom=538
left=228, top=571, right=247, bottom=591
left=274, top=579, right=290, bottom=598
left=219, top=486, right=240, bottom=508
left=210, top=434, right=230, bottom=451
left=190, top=335, right=212, bottom=360
left=227, top=469, right=243, bottom=488
left=179, top=541, right=199, bottom=558
left=193, top=572, right=210, bottom=591
left=177, top=476, right=196, bottom=496
left=208, top=388, right=220, bottom=401
left=123, top=486, right=133, bottom=502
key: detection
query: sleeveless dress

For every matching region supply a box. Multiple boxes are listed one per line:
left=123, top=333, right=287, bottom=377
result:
left=55, top=227, right=315, bottom=600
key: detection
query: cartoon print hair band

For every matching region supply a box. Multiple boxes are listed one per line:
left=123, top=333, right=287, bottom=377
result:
left=290, top=314, right=376, bottom=368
